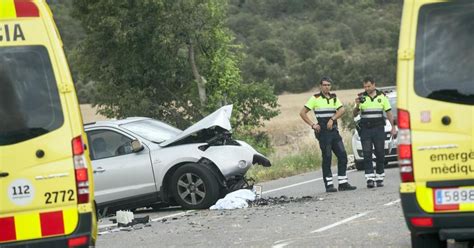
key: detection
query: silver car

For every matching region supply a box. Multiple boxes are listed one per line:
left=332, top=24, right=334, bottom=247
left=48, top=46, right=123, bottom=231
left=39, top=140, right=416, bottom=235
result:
left=84, top=105, right=271, bottom=214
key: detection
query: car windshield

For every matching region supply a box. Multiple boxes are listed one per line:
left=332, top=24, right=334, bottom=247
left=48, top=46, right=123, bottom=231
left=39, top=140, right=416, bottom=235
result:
left=121, top=119, right=181, bottom=143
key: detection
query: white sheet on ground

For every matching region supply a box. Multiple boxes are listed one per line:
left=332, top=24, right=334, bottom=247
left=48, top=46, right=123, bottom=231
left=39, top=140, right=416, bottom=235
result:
left=209, top=189, right=256, bottom=210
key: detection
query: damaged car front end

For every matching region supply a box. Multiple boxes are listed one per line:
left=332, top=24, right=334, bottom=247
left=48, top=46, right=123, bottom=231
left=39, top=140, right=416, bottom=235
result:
left=155, top=105, right=271, bottom=206
left=85, top=105, right=271, bottom=211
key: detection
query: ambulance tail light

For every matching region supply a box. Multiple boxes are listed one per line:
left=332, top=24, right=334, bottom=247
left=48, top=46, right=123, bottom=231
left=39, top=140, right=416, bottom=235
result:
left=410, top=217, right=433, bottom=227
left=14, top=1, right=40, bottom=17
left=398, top=109, right=414, bottom=182
left=72, top=136, right=89, bottom=204
left=68, top=235, right=89, bottom=247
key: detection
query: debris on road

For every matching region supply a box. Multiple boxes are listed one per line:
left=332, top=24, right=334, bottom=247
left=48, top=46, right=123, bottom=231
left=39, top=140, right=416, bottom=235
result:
left=210, top=189, right=256, bottom=210
left=117, top=210, right=134, bottom=227
left=119, top=216, right=151, bottom=228
left=98, top=213, right=152, bottom=235
left=210, top=188, right=317, bottom=210
left=250, top=195, right=313, bottom=207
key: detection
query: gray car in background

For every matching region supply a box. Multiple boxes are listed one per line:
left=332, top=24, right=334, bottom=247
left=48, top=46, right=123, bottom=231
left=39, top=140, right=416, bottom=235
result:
left=84, top=105, right=271, bottom=214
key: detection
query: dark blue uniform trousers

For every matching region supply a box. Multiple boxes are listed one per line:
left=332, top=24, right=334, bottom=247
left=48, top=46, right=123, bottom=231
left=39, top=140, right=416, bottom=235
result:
left=316, top=130, right=348, bottom=189
left=360, top=126, right=385, bottom=182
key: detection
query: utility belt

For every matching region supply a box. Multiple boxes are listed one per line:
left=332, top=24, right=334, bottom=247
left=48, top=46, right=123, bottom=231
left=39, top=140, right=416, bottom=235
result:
left=358, top=118, right=385, bottom=129
left=315, top=126, right=339, bottom=140
left=316, top=119, right=338, bottom=132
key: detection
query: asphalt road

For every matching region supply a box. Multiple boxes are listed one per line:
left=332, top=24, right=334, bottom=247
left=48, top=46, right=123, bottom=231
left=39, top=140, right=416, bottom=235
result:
left=96, top=167, right=473, bottom=247
left=95, top=166, right=417, bottom=247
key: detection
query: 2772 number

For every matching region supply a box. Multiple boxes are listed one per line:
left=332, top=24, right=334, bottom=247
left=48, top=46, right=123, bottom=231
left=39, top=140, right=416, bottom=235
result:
left=44, top=190, right=75, bottom=204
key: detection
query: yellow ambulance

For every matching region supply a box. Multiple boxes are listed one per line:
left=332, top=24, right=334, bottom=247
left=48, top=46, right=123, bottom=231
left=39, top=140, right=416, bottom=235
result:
left=0, top=0, right=97, bottom=247
left=397, top=0, right=474, bottom=247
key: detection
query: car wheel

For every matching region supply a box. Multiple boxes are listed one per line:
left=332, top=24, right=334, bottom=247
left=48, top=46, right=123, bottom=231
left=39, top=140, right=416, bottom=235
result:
left=355, top=160, right=365, bottom=171
left=411, top=233, right=446, bottom=248
left=170, top=163, right=220, bottom=209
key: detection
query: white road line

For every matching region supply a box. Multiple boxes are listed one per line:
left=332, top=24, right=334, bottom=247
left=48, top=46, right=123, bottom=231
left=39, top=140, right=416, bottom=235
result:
left=270, top=196, right=400, bottom=244
left=98, top=210, right=195, bottom=229
left=262, top=178, right=324, bottom=195
left=272, top=241, right=293, bottom=248
left=263, top=169, right=356, bottom=195
left=309, top=198, right=400, bottom=234
left=98, top=223, right=117, bottom=229
left=384, top=199, right=401, bottom=206
left=150, top=210, right=195, bottom=222
left=310, top=211, right=370, bottom=233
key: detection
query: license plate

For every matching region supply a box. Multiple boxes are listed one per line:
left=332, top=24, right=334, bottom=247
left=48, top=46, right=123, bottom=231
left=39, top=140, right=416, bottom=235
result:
left=435, top=188, right=474, bottom=205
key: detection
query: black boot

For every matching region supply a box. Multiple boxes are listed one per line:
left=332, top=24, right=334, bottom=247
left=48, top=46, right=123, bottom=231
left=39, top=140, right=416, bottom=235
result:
left=367, top=181, right=375, bottom=188
left=338, top=183, right=357, bottom=191
left=326, top=186, right=337, bottom=193
left=376, top=181, right=384, bottom=187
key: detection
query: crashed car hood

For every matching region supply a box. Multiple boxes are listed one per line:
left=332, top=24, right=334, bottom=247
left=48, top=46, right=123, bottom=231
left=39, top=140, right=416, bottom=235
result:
left=160, top=105, right=233, bottom=147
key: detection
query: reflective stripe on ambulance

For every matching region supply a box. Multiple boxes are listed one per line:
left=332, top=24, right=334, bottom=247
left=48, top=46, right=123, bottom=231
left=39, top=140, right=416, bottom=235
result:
left=0, top=0, right=39, bottom=19
left=0, top=208, right=77, bottom=243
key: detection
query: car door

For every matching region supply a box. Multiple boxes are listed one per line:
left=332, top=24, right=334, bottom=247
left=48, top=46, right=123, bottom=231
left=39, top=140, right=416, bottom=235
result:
left=86, top=128, right=157, bottom=206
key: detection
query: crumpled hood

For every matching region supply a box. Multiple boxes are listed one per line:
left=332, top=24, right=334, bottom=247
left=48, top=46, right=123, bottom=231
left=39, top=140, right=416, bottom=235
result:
left=160, top=105, right=233, bottom=147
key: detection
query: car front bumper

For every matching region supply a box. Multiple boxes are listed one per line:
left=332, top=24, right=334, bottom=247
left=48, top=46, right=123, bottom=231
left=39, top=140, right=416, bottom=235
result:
left=204, top=143, right=271, bottom=178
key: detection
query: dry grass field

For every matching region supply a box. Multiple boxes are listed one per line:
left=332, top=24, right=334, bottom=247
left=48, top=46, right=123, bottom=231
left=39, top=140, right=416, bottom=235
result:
left=80, top=104, right=108, bottom=124
left=262, top=88, right=359, bottom=157
left=80, top=88, right=360, bottom=156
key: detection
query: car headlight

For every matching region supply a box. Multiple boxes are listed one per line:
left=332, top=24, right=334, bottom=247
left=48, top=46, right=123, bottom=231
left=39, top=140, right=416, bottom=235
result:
left=238, top=160, right=248, bottom=169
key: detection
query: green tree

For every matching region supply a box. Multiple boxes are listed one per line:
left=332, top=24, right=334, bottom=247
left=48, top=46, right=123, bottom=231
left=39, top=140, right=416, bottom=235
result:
left=72, top=0, right=279, bottom=135
left=229, top=0, right=402, bottom=93
left=291, top=25, right=320, bottom=60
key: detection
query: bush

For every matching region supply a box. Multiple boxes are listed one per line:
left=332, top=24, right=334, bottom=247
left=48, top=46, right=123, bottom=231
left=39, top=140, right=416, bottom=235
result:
left=233, top=129, right=273, bottom=156
left=246, top=145, right=321, bottom=182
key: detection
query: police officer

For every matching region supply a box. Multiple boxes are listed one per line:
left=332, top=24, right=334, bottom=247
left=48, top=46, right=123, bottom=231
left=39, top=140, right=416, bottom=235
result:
left=353, top=77, right=396, bottom=188
left=300, top=76, right=357, bottom=192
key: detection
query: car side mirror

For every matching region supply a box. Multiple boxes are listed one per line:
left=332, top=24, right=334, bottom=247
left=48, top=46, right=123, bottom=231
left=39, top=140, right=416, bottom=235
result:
left=131, top=140, right=144, bottom=153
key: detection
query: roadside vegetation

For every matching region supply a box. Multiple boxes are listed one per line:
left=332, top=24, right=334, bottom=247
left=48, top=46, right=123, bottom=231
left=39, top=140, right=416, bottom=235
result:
left=247, top=145, right=322, bottom=182
left=248, top=124, right=354, bottom=183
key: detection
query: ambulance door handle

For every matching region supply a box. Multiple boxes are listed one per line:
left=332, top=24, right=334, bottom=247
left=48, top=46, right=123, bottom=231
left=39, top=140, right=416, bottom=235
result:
left=0, top=172, right=9, bottom=178
left=94, top=167, right=106, bottom=173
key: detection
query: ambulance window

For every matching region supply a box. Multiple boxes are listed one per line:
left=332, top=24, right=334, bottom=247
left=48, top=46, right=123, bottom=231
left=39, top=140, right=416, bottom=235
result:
left=0, top=46, right=63, bottom=146
left=414, top=2, right=474, bottom=105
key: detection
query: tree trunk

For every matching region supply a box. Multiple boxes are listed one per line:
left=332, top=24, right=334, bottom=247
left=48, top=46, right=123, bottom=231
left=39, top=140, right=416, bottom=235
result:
left=188, top=40, right=207, bottom=106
